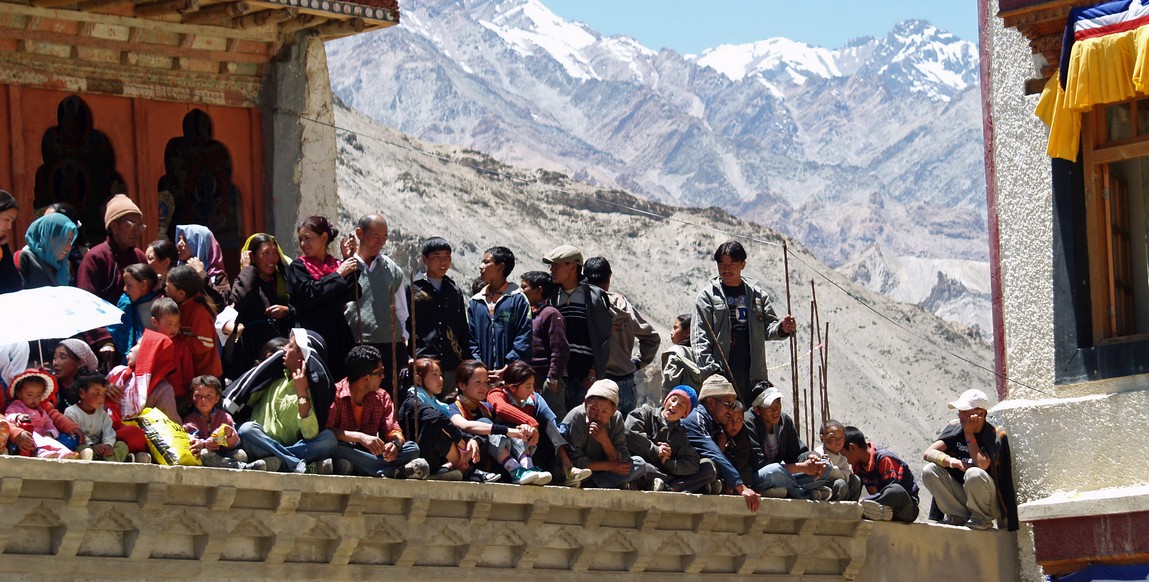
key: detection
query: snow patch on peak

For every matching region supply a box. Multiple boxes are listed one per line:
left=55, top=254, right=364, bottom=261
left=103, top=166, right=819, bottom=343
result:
left=693, top=38, right=840, bottom=82
left=478, top=0, right=601, bottom=80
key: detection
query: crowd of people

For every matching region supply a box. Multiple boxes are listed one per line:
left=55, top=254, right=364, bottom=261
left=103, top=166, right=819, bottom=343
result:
left=0, top=190, right=1017, bottom=530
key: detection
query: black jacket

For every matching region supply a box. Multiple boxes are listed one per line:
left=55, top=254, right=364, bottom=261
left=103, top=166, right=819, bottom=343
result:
left=407, top=274, right=470, bottom=370
left=745, top=410, right=807, bottom=467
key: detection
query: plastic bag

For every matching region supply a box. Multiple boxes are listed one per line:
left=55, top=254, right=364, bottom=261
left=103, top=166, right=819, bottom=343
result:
left=124, top=407, right=201, bottom=466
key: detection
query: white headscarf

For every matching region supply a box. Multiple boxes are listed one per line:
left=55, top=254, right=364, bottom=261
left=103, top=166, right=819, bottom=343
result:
left=0, top=342, right=30, bottom=390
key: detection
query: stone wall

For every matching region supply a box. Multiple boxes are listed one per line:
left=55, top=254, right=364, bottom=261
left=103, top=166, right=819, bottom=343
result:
left=0, top=457, right=1023, bottom=581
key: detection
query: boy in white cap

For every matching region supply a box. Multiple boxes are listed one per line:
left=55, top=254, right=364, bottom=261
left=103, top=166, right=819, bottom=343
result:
left=921, top=388, right=1018, bottom=531
left=745, top=382, right=832, bottom=500
left=560, top=379, right=646, bottom=489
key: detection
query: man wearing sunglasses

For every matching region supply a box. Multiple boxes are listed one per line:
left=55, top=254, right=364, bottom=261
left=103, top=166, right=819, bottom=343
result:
left=684, top=375, right=764, bottom=512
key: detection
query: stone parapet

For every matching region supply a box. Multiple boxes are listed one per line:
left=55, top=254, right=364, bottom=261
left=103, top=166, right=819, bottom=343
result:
left=0, top=456, right=1022, bottom=580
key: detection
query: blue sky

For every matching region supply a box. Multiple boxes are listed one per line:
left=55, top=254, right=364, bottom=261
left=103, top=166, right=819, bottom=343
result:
left=543, top=0, right=979, bottom=55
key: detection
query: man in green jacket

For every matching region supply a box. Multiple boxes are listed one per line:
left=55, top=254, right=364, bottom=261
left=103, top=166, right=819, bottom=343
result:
left=692, top=240, right=796, bottom=405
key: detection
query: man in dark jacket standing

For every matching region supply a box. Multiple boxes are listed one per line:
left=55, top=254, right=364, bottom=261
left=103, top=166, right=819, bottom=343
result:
left=544, top=245, right=611, bottom=418
left=407, top=237, right=470, bottom=393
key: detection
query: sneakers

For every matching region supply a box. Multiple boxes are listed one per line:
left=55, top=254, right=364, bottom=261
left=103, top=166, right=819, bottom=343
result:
left=306, top=458, right=334, bottom=475
left=564, top=466, right=593, bottom=487
left=966, top=516, right=994, bottom=531
left=651, top=477, right=669, bottom=492
left=469, top=469, right=501, bottom=483
left=401, top=458, right=430, bottom=480
left=532, top=468, right=553, bottom=486
left=861, top=499, right=894, bottom=521
left=78, top=448, right=94, bottom=461
left=134, top=452, right=152, bottom=464
left=243, top=459, right=267, bottom=471
left=810, top=487, right=833, bottom=501
left=511, top=467, right=541, bottom=485
left=708, top=480, right=724, bottom=495
left=231, top=449, right=249, bottom=464
left=333, top=458, right=355, bottom=476
left=261, top=457, right=283, bottom=472
left=940, top=515, right=967, bottom=526
left=429, top=467, right=464, bottom=481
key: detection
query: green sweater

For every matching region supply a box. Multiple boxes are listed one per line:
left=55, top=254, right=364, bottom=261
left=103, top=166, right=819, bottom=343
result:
left=345, top=253, right=405, bottom=344
left=250, top=371, right=319, bottom=444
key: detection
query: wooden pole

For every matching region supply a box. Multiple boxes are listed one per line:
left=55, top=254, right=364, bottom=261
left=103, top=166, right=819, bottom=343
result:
left=808, top=298, right=815, bottom=444
left=390, top=304, right=399, bottom=406
left=823, top=322, right=831, bottom=422
left=409, top=270, right=419, bottom=441
left=783, top=242, right=800, bottom=430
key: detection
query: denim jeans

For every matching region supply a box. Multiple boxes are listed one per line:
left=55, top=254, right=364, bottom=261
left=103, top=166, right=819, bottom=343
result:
left=752, top=461, right=832, bottom=499
left=609, top=374, right=637, bottom=416
left=238, top=421, right=338, bottom=473
left=333, top=440, right=420, bottom=477
left=587, top=455, right=648, bottom=489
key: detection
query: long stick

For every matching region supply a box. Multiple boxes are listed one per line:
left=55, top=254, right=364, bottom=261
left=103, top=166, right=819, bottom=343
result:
left=698, top=309, right=735, bottom=388
left=823, top=322, right=831, bottom=421
left=808, top=298, right=815, bottom=444
left=811, top=281, right=822, bottom=434
left=409, top=270, right=419, bottom=441
left=783, top=242, right=800, bottom=430
left=390, top=303, right=399, bottom=406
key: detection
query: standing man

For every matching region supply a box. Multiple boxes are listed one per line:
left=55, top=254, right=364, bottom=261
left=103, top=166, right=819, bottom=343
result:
left=584, top=257, right=660, bottom=415
left=345, top=213, right=407, bottom=391
left=467, top=246, right=531, bottom=377
left=692, top=240, right=796, bottom=405
left=543, top=245, right=611, bottom=418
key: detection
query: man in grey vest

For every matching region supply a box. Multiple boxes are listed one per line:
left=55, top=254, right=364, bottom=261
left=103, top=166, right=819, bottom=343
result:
left=345, top=213, right=408, bottom=392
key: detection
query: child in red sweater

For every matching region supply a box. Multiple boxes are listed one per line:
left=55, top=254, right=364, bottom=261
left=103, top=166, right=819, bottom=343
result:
left=165, top=265, right=222, bottom=381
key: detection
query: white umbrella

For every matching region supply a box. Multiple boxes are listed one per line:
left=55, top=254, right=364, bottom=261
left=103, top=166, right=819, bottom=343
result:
left=0, top=286, right=123, bottom=347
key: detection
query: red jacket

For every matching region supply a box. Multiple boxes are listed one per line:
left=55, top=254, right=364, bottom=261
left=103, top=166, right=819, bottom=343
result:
left=486, top=385, right=539, bottom=428
left=178, top=296, right=222, bottom=379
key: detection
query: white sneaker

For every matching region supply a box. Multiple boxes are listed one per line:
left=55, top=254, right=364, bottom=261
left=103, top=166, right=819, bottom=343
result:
left=78, top=448, right=94, bottom=461
left=861, top=499, right=893, bottom=521
left=134, top=452, right=152, bottom=464
left=401, top=458, right=430, bottom=480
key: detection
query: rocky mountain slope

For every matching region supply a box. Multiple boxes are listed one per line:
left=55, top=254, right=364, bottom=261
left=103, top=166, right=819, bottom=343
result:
left=326, top=0, right=990, bottom=334
left=331, top=103, right=996, bottom=470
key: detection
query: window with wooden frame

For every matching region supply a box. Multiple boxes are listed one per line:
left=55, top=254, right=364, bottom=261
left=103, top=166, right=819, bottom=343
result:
left=1083, top=97, right=1149, bottom=342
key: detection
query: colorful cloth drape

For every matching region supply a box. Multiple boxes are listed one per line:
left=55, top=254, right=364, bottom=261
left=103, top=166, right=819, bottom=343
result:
left=1039, top=0, right=1149, bottom=160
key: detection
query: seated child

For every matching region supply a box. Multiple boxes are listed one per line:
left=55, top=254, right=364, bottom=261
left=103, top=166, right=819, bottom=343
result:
left=842, top=425, right=919, bottom=523
left=716, top=400, right=766, bottom=494
left=109, top=263, right=159, bottom=359
left=560, top=379, right=646, bottom=489
left=448, top=360, right=548, bottom=485
left=107, top=325, right=182, bottom=426
left=150, top=297, right=195, bottom=411
left=487, top=360, right=589, bottom=484
left=183, top=375, right=268, bottom=471
left=52, top=338, right=100, bottom=411
left=5, top=370, right=79, bottom=459
left=64, top=374, right=129, bottom=462
left=398, top=358, right=481, bottom=481
left=327, top=346, right=428, bottom=479
left=626, top=385, right=716, bottom=493
left=815, top=419, right=862, bottom=501
left=165, top=265, right=223, bottom=381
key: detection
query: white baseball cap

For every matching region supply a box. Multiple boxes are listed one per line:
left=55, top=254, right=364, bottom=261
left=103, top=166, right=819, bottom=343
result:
left=948, top=389, right=991, bottom=411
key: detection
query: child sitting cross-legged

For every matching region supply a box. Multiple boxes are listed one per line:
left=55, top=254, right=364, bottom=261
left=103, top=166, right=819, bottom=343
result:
left=398, top=358, right=483, bottom=481
left=560, top=379, right=647, bottom=489
left=448, top=360, right=548, bottom=485
left=64, top=374, right=130, bottom=462
left=815, top=419, right=862, bottom=501
left=183, top=375, right=270, bottom=471
left=841, top=425, right=920, bottom=523
left=5, top=370, right=80, bottom=459
left=626, top=385, right=717, bottom=493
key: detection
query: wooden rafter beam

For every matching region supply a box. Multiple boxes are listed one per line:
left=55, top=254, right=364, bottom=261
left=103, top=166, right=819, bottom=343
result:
left=312, top=16, right=363, bottom=39
left=230, top=7, right=296, bottom=30
left=277, top=13, right=318, bottom=35
left=29, top=0, right=78, bottom=8
left=135, top=0, right=200, bottom=18
left=76, top=0, right=134, bottom=11
left=181, top=1, right=250, bottom=25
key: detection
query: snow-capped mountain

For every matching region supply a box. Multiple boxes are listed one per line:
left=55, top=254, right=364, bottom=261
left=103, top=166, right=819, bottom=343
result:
left=326, top=0, right=988, bottom=330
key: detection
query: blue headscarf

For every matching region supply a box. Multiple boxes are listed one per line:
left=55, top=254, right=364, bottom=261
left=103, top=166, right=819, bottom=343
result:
left=176, top=224, right=226, bottom=279
left=23, top=213, right=77, bottom=287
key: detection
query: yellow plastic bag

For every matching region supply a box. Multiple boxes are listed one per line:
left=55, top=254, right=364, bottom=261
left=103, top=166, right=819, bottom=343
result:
left=124, top=407, right=201, bottom=466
